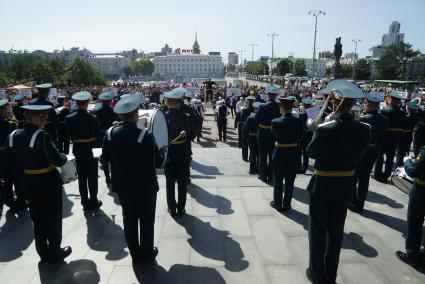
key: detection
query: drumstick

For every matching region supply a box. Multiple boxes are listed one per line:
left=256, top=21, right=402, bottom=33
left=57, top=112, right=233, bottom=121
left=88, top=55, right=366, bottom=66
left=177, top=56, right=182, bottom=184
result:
left=163, top=131, right=187, bottom=149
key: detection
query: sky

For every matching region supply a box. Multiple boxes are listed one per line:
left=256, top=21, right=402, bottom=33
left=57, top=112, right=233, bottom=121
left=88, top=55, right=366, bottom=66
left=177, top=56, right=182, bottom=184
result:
left=1, top=0, right=424, bottom=61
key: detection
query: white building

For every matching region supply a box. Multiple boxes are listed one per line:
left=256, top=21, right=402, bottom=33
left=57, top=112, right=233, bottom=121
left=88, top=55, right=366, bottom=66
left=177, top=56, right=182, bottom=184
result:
left=228, top=52, right=239, bottom=65
left=88, top=55, right=131, bottom=79
left=153, top=54, right=223, bottom=82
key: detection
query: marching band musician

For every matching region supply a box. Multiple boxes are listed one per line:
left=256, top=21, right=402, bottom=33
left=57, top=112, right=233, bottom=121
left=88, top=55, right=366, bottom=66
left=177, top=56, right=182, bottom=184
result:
left=255, top=86, right=281, bottom=183
left=164, top=90, right=196, bottom=217
left=30, top=83, right=59, bottom=146
left=396, top=101, right=419, bottom=167
left=374, top=92, right=405, bottom=183
left=95, top=91, right=119, bottom=185
left=12, top=94, right=26, bottom=129
left=0, top=104, right=71, bottom=263
left=305, top=80, right=370, bottom=284
left=413, top=106, right=425, bottom=155
left=350, top=93, right=389, bottom=213
left=270, top=95, right=304, bottom=212
left=55, top=95, right=71, bottom=154
left=242, top=101, right=262, bottom=175
left=298, top=97, right=314, bottom=174
left=66, top=91, right=102, bottom=211
left=100, top=95, right=164, bottom=263
left=396, top=146, right=425, bottom=269
left=239, top=96, right=254, bottom=161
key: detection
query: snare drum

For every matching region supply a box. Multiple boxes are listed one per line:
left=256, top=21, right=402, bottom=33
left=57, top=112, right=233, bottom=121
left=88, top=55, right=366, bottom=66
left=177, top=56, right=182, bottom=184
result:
left=391, top=167, right=414, bottom=194
left=138, top=109, right=169, bottom=168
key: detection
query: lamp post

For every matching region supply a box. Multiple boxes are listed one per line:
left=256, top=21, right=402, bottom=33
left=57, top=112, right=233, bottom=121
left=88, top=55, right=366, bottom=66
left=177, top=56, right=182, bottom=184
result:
left=351, top=39, right=362, bottom=80
left=308, top=9, right=326, bottom=79
left=267, top=33, right=279, bottom=78
left=238, top=50, right=245, bottom=73
left=248, top=43, right=257, bottom=62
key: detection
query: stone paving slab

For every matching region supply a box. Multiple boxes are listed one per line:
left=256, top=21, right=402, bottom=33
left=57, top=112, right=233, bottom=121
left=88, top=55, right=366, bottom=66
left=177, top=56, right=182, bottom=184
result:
left=0, top=147, right=425, bottom=283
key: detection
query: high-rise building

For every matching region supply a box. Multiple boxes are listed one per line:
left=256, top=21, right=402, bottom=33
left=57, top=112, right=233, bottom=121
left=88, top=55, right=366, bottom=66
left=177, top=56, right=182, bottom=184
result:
left=228, top=52, right=238, bottom=65
left=381, top=21, right=404, bottom=47
left=161, top=44, right=172, bottom=55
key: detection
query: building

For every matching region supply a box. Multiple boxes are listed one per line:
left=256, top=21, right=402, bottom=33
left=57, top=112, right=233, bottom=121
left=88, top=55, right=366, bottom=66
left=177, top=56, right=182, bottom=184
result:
left=228, top=52, right=239, bottom=65
left=87, top=54, right=131, bottom=79
left=192, top=33, right=201, bottom=55
left=288, top=58, right=326, bottom=77
left=318, top=51, right=334, bottom=60
left=161, top=44, right=172, bottom=55
left=382, top=21, right=404, bottom=47
left=369, top=45, right=385, bottom=59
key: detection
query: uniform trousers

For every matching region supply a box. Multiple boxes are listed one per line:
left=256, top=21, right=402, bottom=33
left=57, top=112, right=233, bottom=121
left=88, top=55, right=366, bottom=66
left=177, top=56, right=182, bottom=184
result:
left=165, top=160, right=190, bottom=212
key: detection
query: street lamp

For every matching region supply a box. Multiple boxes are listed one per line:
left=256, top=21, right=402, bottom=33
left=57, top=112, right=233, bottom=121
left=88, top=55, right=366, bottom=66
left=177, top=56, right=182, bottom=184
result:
left=268, top=33, right=279, bottom=77
left=248, top=43, right=258, bottom=62
left=238, top=50, right=245, bottom=72
left=351, top=39, right=362, bottom=80
left=308, top=9, right=326, bottom=79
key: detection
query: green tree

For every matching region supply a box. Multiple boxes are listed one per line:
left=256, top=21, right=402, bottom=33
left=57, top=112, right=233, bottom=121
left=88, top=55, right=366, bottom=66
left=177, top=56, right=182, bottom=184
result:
left=245, top=61, right=269, bottom=75
left=353, top=59, right=371, bottom=80
left=273, top=58, right=293, bottom=76
left=325, top=66, right=333, bottom=77
left=6, top=54, right=41, bottom=81
left=125, top=60, right=155, bottom=76
left=0, top=72, right=14, bottom=87
left=292, top=59, right=306, bottom=76
left=376, top=42, right=420, bottom=80
left=64, top=58, right=106, bottom=86
left=29, top=60, right=55, bottom=84
left=226, top=64, right=236, bottom=72
left=340, top=64, right=353, bottom=78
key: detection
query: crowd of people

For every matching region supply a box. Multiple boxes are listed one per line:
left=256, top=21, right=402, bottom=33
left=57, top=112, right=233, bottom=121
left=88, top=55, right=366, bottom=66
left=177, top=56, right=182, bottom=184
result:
left=0, top=79, right=425, bottom=283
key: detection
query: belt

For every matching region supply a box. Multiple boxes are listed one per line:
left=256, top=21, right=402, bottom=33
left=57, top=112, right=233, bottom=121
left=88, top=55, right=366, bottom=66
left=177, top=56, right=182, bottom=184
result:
left=314, top=169, right=355, bottom=177
left=368, top=143, right=378, bottom=147
left=388, top=128, right=402, bottom=132
left=249, top=132, right=257, bottom=136
left=259, top=124, right=272, bottom=129
left=24, top=165, right=56, bottom=175
left=275, top=142, right=298, bottom=148
left=400, top=129, right=413, bottom=133
left=416, top=178, right=425, bottom=186
left=171, top=138, right=187, bottom=145
left=17, top=120, right=25, bottom=123
left=73, top=137, right=96, bottom=143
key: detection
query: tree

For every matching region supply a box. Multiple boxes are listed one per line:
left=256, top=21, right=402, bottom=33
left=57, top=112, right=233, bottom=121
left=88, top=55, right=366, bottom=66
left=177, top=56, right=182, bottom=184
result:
left=226, top=64, right=236, bottom=72
left=6, top=54, right=41, bottom=81
left=292, top=59, right=306, bottom=76
left=245, top=61, right=269, bottom=75
left=124, top=60, right=155, bottom=76
left=273, top=58, right=292, bottom=76
left=0, top=72, right=13, bottom=87
left=325, top=66, right=333, bottom=77
left=376, top=42, right=420, bottom=80
left=29, top=60, right=55, bottom=84
left=340, top=64, right=353, bottom=78
left=353, top=59, right=371, bottom=80
left=63, top=58, right=106, bottom=86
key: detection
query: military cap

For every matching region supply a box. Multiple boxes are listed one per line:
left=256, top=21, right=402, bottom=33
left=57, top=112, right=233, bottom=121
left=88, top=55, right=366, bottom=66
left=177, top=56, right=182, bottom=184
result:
left=253, top=102, right=263, bottom=109
left=14, top=94, right=25, bottom=100
left=164, top=90, right=184, bottom=100
left=114, top=95, right=141, bottom=114
left=406, top=101, right=420, bottom=110
left=323, top=80, right=364, bottom=99
left=173, top=87, right=187, bottom=97
left=388, top=91, right=404, bottom=100
left=99, top=91, right=114, bottom=101
left=0, top=99, right=8, bottom=108
left=365, top=92, right=385, bottom=103
left=72, top=91, right=92, bottom=101
left=246, top=96, right=255, bottom=101
left=266, top=85, right=281, bottom=94
left=57, top=95, right=67, bottom=99
left=277, top=95, right=296, bottom=102
left=302, top=97, right=313, bottom=105
left=20, top=105, right=51, bottom=116
left=35, top=83, right=52, bottom=89
left=120, top=93, right=133, bottom=99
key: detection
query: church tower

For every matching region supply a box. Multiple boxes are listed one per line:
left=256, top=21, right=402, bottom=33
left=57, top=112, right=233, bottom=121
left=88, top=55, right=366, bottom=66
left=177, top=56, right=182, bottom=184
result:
left=192, top=32, right=201, bottom=54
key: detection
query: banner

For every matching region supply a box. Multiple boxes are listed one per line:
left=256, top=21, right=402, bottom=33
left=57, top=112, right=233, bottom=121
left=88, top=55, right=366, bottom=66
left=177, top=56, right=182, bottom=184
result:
left=227, top=88, right=241, bottom=97
left=186, top=87, right=201, bottom=97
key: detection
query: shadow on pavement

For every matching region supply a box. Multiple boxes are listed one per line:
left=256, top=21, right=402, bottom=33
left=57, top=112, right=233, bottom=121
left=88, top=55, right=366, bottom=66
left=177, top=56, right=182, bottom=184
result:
left=191, top=160, right=223, bottom=176
left=0, top=210, right=34, bottom=261
left=367, top=190, right=404, bottom=209
left=85, top=209, right=128, bottom=260
left=188, top=183, right=234, bottom=215
left=62, top=190, right=74, bottom=218
left=174, top=213, right=249, bottom=272
left=38, top=259, right=100, bottom=284
left=361, top=209, right=406, bottom=237
left=132, top=262, right=225, bottom=284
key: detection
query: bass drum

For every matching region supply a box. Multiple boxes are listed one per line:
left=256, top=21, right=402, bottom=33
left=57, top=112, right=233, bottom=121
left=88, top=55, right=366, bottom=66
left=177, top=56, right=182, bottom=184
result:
left=391, top=167, right=414, bottom=194
left=59, top=155, right=78, bottom=184
left=137, top=109, right=168, bottom=168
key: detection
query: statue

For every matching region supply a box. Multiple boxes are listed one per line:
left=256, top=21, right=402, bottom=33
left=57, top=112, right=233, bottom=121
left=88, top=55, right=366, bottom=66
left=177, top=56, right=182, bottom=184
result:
left=334, top=37, right=343, bottom=79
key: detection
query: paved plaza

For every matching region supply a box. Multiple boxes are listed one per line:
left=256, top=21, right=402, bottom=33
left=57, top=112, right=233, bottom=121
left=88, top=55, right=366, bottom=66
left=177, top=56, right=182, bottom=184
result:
left=1, top=146, right=425, bottom=283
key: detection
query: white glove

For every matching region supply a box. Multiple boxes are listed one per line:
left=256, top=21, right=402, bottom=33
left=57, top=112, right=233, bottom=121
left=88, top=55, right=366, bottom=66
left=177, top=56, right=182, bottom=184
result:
left=403, top=156, right=411, bottom=163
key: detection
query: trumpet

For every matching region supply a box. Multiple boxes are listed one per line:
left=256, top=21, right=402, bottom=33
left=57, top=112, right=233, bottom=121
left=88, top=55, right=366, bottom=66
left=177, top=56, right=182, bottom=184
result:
left=306, top=93, right=343, bottom=131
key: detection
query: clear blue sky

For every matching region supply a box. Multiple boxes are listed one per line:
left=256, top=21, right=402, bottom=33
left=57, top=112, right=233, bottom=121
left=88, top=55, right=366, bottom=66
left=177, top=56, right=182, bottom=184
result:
left=1, top=0, right=424, bottom=60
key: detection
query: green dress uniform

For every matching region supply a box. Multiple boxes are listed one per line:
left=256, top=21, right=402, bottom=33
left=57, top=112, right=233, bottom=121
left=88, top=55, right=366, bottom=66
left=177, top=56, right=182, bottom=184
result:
left=95, top=91, right=119, bottom=184
left=164, top=91, right=196, bottom=216
left=242, top=102, right=262, bottom=175
left=351, top=93, right=389, bottom=212
left=66, top=92, right=102, bottom=211
left=101, top=96, right=164, bottom=262
left=12, top=96, right=26, bottom=128
left=271, top=97, right=304, bottom=210
left=374, top=92, right=405, bottom=181
left=396, top=102, right=419, bottom=166
left=306, top=80, right=370, bottom=284
left=255, top=87, right=281, bottom=182
left=0, top=105, right=71, bottom=262
left=413, top=110, right=425, bottom=155
left=396, top=146, right=425, bottom=267
left=240, top=98, right=254, bottom=161
left=299, top=98, right=314, bottom=174
left=55, top=97, right=72, bottom=154
left=30, top=86, right=59, bottom=146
